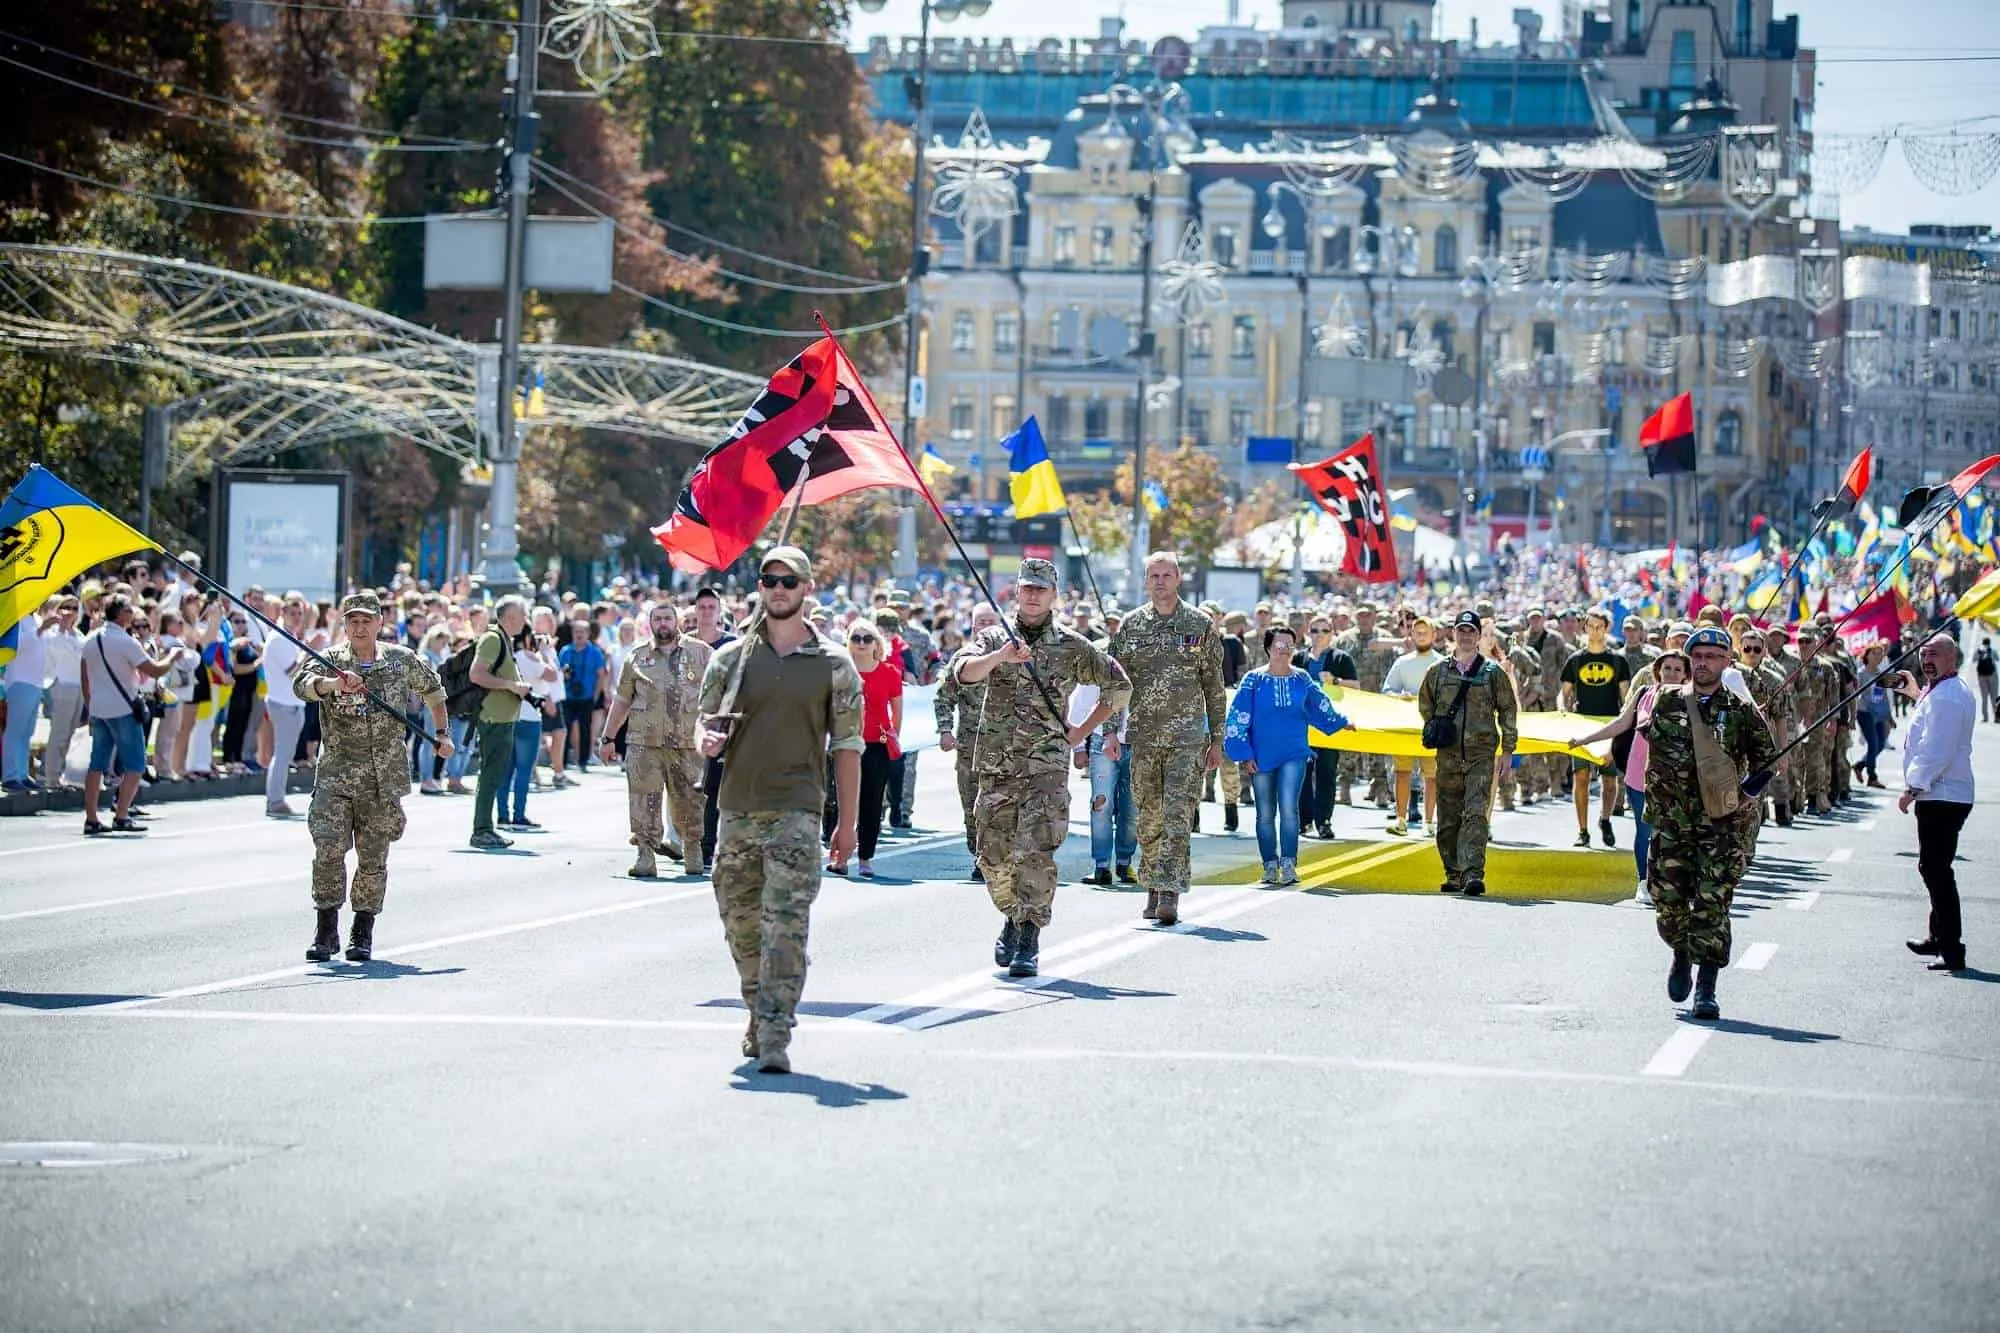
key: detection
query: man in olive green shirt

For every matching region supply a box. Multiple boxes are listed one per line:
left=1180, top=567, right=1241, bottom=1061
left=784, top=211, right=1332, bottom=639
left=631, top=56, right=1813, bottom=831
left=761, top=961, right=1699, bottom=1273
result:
left=468, top=596, right=532, bottom=849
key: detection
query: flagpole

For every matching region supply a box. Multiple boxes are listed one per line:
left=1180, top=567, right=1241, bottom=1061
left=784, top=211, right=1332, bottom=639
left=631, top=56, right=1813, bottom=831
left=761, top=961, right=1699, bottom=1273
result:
left=774, top=474, right=810, bottom=547
left=1065, top=514, right=1111, bottom=621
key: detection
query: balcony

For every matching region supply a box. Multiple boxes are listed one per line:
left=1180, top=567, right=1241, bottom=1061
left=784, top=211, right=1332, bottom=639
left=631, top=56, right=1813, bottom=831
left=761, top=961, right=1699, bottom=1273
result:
left=1028, top=344, right=1134, bottom=375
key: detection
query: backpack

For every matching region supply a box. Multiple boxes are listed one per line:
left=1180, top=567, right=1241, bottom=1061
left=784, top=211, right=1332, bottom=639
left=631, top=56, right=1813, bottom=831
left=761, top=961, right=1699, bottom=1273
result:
left=440, top=640, right=484, bottom=721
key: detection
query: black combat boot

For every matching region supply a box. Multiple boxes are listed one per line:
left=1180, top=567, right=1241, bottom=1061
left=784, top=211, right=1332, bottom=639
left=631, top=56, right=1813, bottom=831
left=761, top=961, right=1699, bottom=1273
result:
left=1667, top=948, right=1693, bottom=1003
left=344, top=910, right=376, bottom=963
left=1223, top=803, right=1239, bottom=833
left=1774, top=801, right=1793, bottom=828
left=1008, top=921, right=1041, bottom=978
left=994, top=917, right=1019, bottom=967
left=1690, top=962, right=1721, bottom=1020
left=306, top=908, right=340, bottom=963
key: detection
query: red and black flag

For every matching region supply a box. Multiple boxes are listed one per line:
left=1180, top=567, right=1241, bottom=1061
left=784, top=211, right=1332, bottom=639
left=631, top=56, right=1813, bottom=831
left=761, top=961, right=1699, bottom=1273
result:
left=1639, top=392, right=1696, bottom=477
left=1896, top=454, right=2000, bottom=544
left=651, top=336, right=917, bottom=573
left=1811, top=448, right=1874, bottom=521
left=1289, top=433, right=1399, bottom=584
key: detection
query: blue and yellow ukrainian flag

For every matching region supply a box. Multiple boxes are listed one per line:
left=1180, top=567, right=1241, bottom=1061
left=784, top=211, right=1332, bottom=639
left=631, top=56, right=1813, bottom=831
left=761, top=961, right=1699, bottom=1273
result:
left=917, top=443, right=956, bottom=490
left=1142, top=479, right=1169, bottom=517
left=1004, top=416, right=1067, bottom=518
left=0, top=466, right=157, bottom=667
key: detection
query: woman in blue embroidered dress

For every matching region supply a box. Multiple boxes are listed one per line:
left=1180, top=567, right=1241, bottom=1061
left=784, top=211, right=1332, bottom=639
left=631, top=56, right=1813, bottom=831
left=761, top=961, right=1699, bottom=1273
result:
left=1223, top=625, right=1351, bottom=885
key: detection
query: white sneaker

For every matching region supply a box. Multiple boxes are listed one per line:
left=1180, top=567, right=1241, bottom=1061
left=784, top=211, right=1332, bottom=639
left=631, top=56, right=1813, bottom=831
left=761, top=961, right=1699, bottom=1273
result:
left=1260, top=860, right=1280, bottom=884
left=1633, top=880, right=1654, bottom=906
left=1386, top=820, right=1407, bottom=836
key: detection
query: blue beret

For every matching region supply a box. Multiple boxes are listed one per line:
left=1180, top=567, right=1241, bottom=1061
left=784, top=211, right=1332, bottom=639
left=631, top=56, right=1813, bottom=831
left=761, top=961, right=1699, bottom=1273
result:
left=1685, top=627, right=1733, bottom=650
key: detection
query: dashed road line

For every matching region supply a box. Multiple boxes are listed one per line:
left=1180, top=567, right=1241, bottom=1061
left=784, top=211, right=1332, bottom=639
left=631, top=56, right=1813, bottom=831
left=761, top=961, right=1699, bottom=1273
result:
left=1642, top=1026, right=1714, bottom=1077
left=1737, top=942, right=1779, bottom=971
left=1787, top=890, right=1822, bottom=912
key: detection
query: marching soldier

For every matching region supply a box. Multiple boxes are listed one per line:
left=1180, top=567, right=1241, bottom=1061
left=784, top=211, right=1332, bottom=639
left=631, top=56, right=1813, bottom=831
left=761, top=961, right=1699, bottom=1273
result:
left=1755, top=626, right=1798, bottom=825
left=1335, top=602, right=1400, bottom=807
left=1791, top=626, right=1840, bottom=815
left=292, top=593, right=449, bottom=964
left=1738, top=628, right=1796, bottom=843
left=599, top=601, right=713, bottom=879
left=1497, top=622, right=1542, bottom=809
left=1620, top=615, right=1660, bottom=682
left=1815, top=614, right=1859, bottom=805
left=1639, top=626, right=1780, bottom=1021
left=1418, top=611, right=1518, bottom=897
left=1523, top=606, right=1569, bottom=802
left=951, top=558, right=1130, bottom=975
left=935, top=603, right=1002, bottom=877
left=1108, top=551, right=1225, bottom=927
left=696, top=546, right=863, bottom=1075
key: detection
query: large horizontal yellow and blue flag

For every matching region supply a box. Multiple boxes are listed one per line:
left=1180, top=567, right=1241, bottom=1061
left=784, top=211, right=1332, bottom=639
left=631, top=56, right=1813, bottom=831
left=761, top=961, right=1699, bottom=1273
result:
left=1004, top=416, right=1067, bottom=518
left=1, top=467, right=157, bottom=667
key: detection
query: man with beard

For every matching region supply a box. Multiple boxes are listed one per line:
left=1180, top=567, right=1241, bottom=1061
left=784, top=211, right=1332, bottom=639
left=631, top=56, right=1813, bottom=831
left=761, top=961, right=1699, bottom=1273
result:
left=697, top=547, right=862, bottom=1075
left=952, top=559, right=1129, bottom=976
left=599, top=601, right=713, bottom=879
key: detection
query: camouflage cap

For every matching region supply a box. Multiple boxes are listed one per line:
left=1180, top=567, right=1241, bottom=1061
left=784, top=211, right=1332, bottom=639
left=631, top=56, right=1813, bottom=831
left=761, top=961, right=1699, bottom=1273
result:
left=1624, top=615, right=1650, bottom=631
left=1199, top=600, right=1224, bottom=616
left=340, top=592, right=382, bottom=617
left=1355, top=601, right=1380, bottom=615
left=1223, top=610, right=1250, bottom=628
left=1017, top=557, right=1059, bottom=589
left=1667, top=620, right=1695, bottom=637
left=761, top=545, right=813, bottom=578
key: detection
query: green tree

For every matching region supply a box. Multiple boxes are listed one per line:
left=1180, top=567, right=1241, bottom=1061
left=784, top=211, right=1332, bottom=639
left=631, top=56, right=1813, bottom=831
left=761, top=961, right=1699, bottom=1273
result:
left=1070, top=446, right=1230, bottom=574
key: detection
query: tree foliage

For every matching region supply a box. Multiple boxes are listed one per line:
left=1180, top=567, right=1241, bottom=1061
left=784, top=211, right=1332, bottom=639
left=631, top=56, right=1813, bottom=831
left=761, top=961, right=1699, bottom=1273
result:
left=1070, top=446, right=1231, bottom=572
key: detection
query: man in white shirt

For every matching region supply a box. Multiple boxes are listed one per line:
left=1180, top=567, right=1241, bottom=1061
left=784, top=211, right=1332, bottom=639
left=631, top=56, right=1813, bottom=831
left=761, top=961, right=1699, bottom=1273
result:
left=3, top=601, right=54, bottom=791
left=260, top=594, right=313, bottom=818
left=80, top=594, right=180, bottom=833
left=1898, top=635, right=1978, bottom=973
left=1381, top=617, right=1444, bottom=835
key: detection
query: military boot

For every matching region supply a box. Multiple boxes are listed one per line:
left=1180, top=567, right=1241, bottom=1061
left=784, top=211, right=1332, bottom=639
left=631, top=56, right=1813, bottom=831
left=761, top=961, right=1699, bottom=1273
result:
left=344, top=911, right=375, bottom=963
left=755, top=1025, right=790, bottom=1075
left=1142, top=889, right=1160, bottom=921
left=1008, top=921, right=1041, bottom=978
left=630, top=849, right=658, bottom=878
left=305, top=908, right=340, bottom=963
left=683, top=847, right=706, bottom=877
left=1154, top=892, right=1180, bottom=926
left=1223, top=803, right=1239, bottom=833
left=994, top=917, right=1019, bottom=967
left=1667, top=948, right=1694, bottom=1003
left=1774, top=801, right=1793, bottom=828
left=1690, top=963, right=1721, bottom=1021
left=740, top=986, right=760, bottom=1059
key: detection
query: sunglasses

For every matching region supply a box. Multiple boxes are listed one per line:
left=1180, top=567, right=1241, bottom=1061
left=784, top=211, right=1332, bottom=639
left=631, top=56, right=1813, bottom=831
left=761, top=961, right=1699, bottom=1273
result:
left=848, top=634, right=877, bottom=645
left=759, top=573, right=802, bottom=590
left=1744, top=646, right=1765, bottom=655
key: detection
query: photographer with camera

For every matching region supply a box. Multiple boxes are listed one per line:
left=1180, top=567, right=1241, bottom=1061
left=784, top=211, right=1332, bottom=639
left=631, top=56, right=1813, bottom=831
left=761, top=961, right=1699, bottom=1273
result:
left=78, top=594, right=181, bottom=834
left=1898, top=636, right=1977, bottom=974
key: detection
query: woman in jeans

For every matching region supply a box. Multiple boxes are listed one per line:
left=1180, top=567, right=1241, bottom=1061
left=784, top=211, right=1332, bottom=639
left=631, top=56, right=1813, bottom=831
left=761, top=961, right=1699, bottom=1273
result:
left=1853, top=640, right=1895, bottom=789
left=1574, top=650, right=1690, bottom=904
left=500, top=624, right=560, bottom=830
left=1222, top=626, right=1351, bottom=886
left=839, top=623, right=902, bottom=880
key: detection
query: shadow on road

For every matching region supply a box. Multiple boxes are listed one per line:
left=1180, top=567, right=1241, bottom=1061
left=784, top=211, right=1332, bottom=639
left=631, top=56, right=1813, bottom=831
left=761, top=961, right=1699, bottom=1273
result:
left=1177, top=925, right=1267, bottom=942
left=728, top=1069, right=908, bottom=1108
left=318, top=961, right=468, bottom=981
left=0, top=990, right=147, bottom=1010
left=1018, top=977, right=1174, bottom=1002
left=1697, top=1016, right=1841, bottom=1044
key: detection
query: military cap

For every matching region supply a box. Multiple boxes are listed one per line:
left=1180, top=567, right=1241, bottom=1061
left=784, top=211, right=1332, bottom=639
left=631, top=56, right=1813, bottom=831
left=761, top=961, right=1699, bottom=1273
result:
left=1526, top=604, right=1547, bottom=617
left=1475, top=599, right=1497, bottom=617
left=1685, top=626, right=1733, bottom=651
left=339, top=591, right=382, bottom=617
left=1199, top=600, right=1224, bottom=616
left=1666, top=621, right=1695, bottom=637
left=1625, top=614, right=1650, bottom=631
left=1255, top=601, right=1274, bottom=614
left=761, top=545, right=813, bottom=578
left=1223, top=610, right=1250, bottom=628
left=1355, top=601, right=1380, bottom=615
left=1452, top=610, right=1481, bottom=631
left=871, top=607, right=901, bottom=629
left=887, top=589, right=912, bottom=607
left=1017, top=557, right=1059, bottom=589
left=1496, top=618, right=1520, bottom=634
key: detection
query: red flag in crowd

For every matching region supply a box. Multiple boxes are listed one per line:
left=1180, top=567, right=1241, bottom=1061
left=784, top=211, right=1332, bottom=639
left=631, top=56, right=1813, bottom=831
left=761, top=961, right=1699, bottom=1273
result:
left=1289, top=433, right=1399, bottom=584
left=1640, top=392, right=1696, bottom=477
left=1836, top=592, right=1902, bottom=651
left=1897, top=454, right=2000, bottom=543
left=651, top=336, right=917, bottom=573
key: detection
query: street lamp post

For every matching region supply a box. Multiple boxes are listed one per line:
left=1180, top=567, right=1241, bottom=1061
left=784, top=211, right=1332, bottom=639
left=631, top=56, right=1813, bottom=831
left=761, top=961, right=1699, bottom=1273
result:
left=1353, top=223, right=1419, bottom=458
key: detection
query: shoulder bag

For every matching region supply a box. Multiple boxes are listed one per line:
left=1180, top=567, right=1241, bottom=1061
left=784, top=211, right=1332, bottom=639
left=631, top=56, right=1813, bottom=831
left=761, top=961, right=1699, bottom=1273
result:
left=1421, top=665, right=1474, bottom=750
left=1680, top=685, right=1743, bottom=820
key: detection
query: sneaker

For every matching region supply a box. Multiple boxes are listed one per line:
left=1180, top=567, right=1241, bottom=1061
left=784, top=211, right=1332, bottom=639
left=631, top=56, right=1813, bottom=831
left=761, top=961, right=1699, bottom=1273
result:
left=512, top=817, right=542, bottom=830
left=419, top=781, right=444, bottom=795
left=1386, top=820, right=1407, bottom=836
left=1633, top=880, right=1653, bottom=906
left=266, top=803, right=297, bottom=818
left=1599, top=817, right=1616, bottom=848
left=1279, top=858, right=1300, bottom=886
left=1260, top=860, right=1280, bottom=885
left=1085, top=867, right=1113, bottom=887
left=1115, top=865, right=1137, bottom=885
left=1574, top=830, right=1591, bottom=848
left=470, top=830, right=514, bottom=850
left=857, top=861, right=875, bottom=880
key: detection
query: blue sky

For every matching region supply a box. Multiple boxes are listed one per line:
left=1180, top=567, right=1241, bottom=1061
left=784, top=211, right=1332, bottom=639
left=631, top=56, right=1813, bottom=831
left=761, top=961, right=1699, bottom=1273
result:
left=847, top=0, right=2000, bottom=236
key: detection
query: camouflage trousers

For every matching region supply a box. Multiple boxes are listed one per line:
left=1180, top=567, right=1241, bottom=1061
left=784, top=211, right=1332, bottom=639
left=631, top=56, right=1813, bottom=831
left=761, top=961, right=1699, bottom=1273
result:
left=713, top=808, right=823, bottom=1052
left=1338, top=751, right=1390, bottom=801
left=1132, top=744, right=1204, bottom=896
left=1434, top=750, right=1497, bottom=887
left=973, top=776, right=1069, bottom=927
left=954, top=743, right=980, bottom=852
left=629, top=744, right=704, bottom=872
left=1649, top=807, right=1753, bottom=966
left=1496, top=753, right=1522, bottom=807
left=1199, top=760, right=1242, bottom=804
left=1795, top=732, right=1831, bottom=807
left=1830, top=726, right=1854, bottom=800
left=307, top=781, right=407, bottom=914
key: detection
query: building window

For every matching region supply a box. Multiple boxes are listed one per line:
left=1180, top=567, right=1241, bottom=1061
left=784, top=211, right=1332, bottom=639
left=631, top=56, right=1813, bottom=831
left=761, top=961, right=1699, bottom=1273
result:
left=1320, top=226, right=1350, bottom=272
left=1735, top=0, right=1754, bottom=51
left=1714, top=410, right=1742, bottom=457
left=1303, top=400, right=1323, bottom=443
left=949, top=400, right=975, bottom=440
left=1532, top=321, right=1557, bottom=357
left=1231, top=314, right=1257, bottom=359
left=1669, top=31, right=1696, bottom=104
left=1625, top=0, right=1642, bottom=43
left=994, top=310, right=1019, bottom=354
left=1053, top=225, right=1077, bottom=267
left=1229, top=407, right=1255, bottom=446
left=991, top=394, right=1016, bottom=439
left=1187, top=404, right=1211, bottom=446
left=950, top=310, right=975, bottom=353
left=1047, top=395, right=1071, bottom=439
left=1188, top=321, right=1213, bottom=362
left=1091, top=222, right=1116, bottom=267
left=1949, top=310, right=1961, bottom=341
left=1434, top=225, right=1458, bottom=274
left=1506, top=225, right=1539, bottom=256
left=1212, top=225, right=1239, bottom=269
left=1084, top=398, right=1110, bottom=438
left=973, top=225, right=1002, bottom=266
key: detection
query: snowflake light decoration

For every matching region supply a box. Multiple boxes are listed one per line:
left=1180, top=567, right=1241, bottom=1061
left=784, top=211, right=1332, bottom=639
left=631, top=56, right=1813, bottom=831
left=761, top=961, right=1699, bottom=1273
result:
left=540, top=0, right=662, bottom=92
left=1314, top=293, right=1367, bottom=357
left=1155, top=222, right=1227, bottom=324
left=929, top=109, right=1021, bottom=231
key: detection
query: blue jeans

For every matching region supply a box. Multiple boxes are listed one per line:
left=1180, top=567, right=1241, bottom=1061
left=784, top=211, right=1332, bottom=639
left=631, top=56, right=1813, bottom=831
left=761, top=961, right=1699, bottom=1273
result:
left=1628, top=786, right=1651, bottom=879
left=1857, top=712, right=1889, bottom=781
left=445, top=716, right=474, bottom=780
left=499, top=718, right=542, bottom=821
left=1250, top=757, right=1308, bottom=863
left=3, top=680, right=44, bottom=783
left=88, top=713, right=147, bottom=775
left=1087, top=740, right=1137, bottom=869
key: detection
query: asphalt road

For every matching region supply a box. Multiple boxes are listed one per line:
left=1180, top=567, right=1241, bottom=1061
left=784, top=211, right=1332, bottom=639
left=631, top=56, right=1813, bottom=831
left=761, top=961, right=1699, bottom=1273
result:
left=2, top=734, right=1997, bottom=1332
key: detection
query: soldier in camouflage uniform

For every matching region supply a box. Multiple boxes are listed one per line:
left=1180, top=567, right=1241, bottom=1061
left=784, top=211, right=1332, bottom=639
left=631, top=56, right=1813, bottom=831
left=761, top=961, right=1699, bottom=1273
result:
left=1815, top=614, right=1859, bottom=804
left=1737, top=629, right=1796, bottom=843
left=1418, top=611, right=1519, bottom=896
left=935, top=603, right=1002, bottom=868
left=1620, top=616, right=1660, bottom=685
left=1639, top=627, right=1780, bottom=1021
left=1335, top=602, right=1400, bottom=807
left=951, top=558, right=1131, bottom=975
left=292, top=592, right=449, bottom=964
left=599, top=602, right=713, bottom=879
left=1790, top=626, right=1840, bottom=815
left=696, top=546, right=863, bottom=1075
left=1523, top=607, right=1570, bottom=801
left=1496, top=623, right=1542, bottom=810
left=1107, top=551, right=1226, bottom=927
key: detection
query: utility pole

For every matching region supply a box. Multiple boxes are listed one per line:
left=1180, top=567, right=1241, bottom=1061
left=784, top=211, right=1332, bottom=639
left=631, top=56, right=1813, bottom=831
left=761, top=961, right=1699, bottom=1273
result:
left=894, top=0, right=935, bottom=584
left=483, top=0, right=539, bottom=594
left=1129, top=172, right=1158, bottom=594
left=1290, top=269, right=1309, bottom=601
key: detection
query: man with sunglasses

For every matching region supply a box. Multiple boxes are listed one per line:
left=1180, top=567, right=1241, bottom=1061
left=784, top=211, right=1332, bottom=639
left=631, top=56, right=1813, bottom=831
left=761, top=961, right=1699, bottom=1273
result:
left=697, top=546, right=863, bottom=1075
left=1737, top=625, right=1796, bottom=832
left=599, top=601, right=713, bottom=879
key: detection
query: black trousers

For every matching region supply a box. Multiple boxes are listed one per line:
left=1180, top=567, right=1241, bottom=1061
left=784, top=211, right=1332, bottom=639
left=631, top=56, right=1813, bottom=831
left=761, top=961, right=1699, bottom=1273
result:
left=858, top=742, right=894, bottom=861
left=1298, top=749, right=1337, bottom=828
left=701, top=757, right=723, bottom=864
left=1915, top=800, right=1972, bottom=954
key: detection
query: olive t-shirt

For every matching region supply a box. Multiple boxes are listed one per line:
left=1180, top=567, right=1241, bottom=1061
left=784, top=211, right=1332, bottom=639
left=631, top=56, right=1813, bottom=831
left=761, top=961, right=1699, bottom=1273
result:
left=698, top=632, right=864, bottom=814
left=475, top=628, right=521, bottom=725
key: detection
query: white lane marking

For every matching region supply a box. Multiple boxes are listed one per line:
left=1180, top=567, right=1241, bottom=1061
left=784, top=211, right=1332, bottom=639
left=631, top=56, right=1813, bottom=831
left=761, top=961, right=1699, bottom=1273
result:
left=1737, top=942, right=1779, bottom=971
left=0, top=819, right=271, bottom=859
left=1825, top=847, right=1853, bottom=864
left=1642, top=1026, right=1714, bottom=1077
left=96, top=887, right=717, bottom=1012
left=1787, top=890, right=1821, bottom=912
left=0, top=878, right=292, bottom=923
left=103, top=1009, right=894, bottom=1036
left=1852, top=820, right=1878, bottom=832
